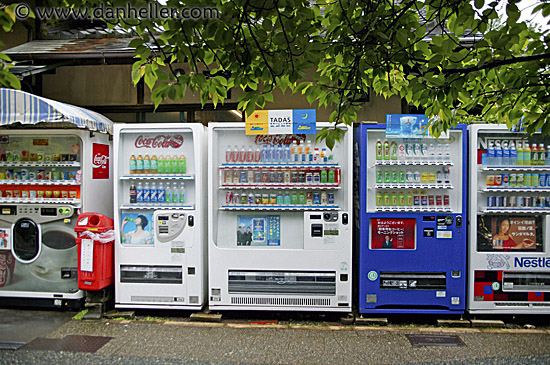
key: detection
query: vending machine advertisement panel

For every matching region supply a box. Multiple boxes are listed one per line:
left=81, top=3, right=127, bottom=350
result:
left=469, top=124, right=550, bottom=314
left=113, top=124, right=206, bottom=310
left=208, top=122, right=352, bottom=311
left=356, top=121, right=467, bottom=314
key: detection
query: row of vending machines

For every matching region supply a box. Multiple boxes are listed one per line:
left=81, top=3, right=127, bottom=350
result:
left=0, top=110, right=547, bottom=315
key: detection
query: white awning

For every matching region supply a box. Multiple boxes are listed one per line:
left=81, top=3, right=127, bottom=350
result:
left=0, top=88, right=113, bottom=134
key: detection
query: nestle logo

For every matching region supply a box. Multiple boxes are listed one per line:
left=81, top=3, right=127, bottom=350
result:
left=92, top=153, right=109, bottom=168
left=514, top=257, right=550, bottom=268
left=135, top=135, right=183, bottom=149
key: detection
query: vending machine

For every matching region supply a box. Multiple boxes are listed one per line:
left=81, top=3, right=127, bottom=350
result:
left=356, top=118, right=467, bottom=314
left=468, top=124, right=550, bottom=314
left=113, top=123, right=206, bottom=310
left=208, top=122, right=352, bottom=311
left=0, top=88, right=113, bottom=308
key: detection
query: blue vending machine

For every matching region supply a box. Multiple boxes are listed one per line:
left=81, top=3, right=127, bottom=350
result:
left=356, top=118, right=467, bottom=314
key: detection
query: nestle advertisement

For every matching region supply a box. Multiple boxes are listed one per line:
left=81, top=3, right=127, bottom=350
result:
left=477, top=215, right=542, bottom=252
left=370, top=218, right=416, bottom=250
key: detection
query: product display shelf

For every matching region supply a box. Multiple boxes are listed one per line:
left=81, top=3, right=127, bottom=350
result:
left=376, top=207, right=453, bottom=213
left=480, top=166, right=550, bottom=171
left=120, top=174, right=195, bottom=180
left=482, top=187, right=550, bottom=193
left=482, top=208, right=550, bottom=214
left=220, top=184, right=341, bottom=189
left=0, top=180, right=80, bottom=186
left=220, top=205, right=340, bottom=211
left=374, top=161, right=453, bottom=166
left=0, top=198, right=81, bottom=205
left=220, top=163, right=340, bottom=168
left=0, top=161, right=81, bottom=167
left=120, top=204, right=195, bottom=210
left=375, top=184, right=453, bottom=189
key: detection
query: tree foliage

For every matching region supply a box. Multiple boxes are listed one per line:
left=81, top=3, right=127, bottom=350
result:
left=16, top=1, right=550, bottom=139
left=0, top=3, right=23, bottom=89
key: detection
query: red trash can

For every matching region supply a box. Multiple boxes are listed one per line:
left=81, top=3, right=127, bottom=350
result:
left=75, top=212, right=114, bottom=291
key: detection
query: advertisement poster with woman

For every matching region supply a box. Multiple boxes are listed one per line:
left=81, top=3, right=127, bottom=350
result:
left=477, top=215, right=542, bottom=252
left=121, top=213, right=154, bottom=246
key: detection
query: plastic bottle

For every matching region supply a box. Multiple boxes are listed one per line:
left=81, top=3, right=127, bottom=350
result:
left=150, top=182, right=157, bottom=203
left=428, top=143, right=435, bottom=160
left=383, top=140, right=390, bottom=160
left=494, top=140, right=502, bottom=166
left=254, top=146, right=261, bottom=163
left=136, top=155, right=144, bottom=174
left=246, top=146, right=253, bottom=163
left=158, top=155, right=165, bottom=174
left=443, top=144, right=450, bottom=162
left=390, top=141, right=398, bottom=160
left=129, top=183, right=137, bottom=203
left=158, top=182, right=165, bottom=203
left=144, top=182, right=151, bottom=203
left=179, top=182, right=186, bottom=203
left=129, top=155, right=137, bottom=174
left=305, top=141, right=312, bottom=163
left=284, top=145, right=291, bottom=162
left=436, top=144, right=443, bottom=161
left=226, top=146, right=233, bottom=163
left=270, top=145, right=276, bottom=163
left=165, top=182, right=172, bottom=203
left=137, top=182, right=143, bottom=203
left=376, top=139, right=383, bottom=160
left=261, top=144, right=268, bottom=163
left=414, top=170, right=421, bottom=183
left=151, top=155, right=158, bottom=174
left=321, top=148, right=327, bottom=163
left=487, top=141, right=495, bottom=166
left=179, top=154, right=187, bottom=173
left=516, top=141, right=524, bottom=166
left=314, top=148, right=320, bottom=163
left=509, top=141, right=517, bottom=166
left=172, top=182, right=179, bottom=203
left=502, top=140, right=509, bottom=166
left=276, top=145, right=283, bottom=162
left=296, top=142, right=302, bottom=163
left=143, top=154, right=151, bottom=174
left=171, top=154, right=178, bottom=173
left=239, top=145, right=246, bottom=163
left=539, top=144, right=546, bottom=166
left=547, top=145, right=550, bottom=166
left=232, top=145, right=239, bottom=163
left=524, top=142, right=531, bottom=166
left=532, top=143, right=539, bottom=166
left=291, top=141, right=297, bottom=162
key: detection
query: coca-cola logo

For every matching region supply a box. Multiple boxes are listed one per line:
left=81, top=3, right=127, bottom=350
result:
left=135, top=135, right=184, bottom=149
left=0, top=252, right=14, bottom=286
left=254, top=134, right=306, bottom=145
left=92, top=153, right=109, bottom=168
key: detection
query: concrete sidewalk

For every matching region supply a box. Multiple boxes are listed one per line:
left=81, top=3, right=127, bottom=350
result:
left=2, top=317, right=550, bottom=364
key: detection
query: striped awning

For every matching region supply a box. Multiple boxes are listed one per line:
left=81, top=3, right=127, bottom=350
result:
left=0, top=88, right=113, bottom=134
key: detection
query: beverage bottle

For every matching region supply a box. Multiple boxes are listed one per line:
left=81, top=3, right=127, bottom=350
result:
left=436, top=144, right=443, bottom=161
left=172, top=182, right=179, bottom=203
left=390, top=141, right=398, bottom=160
left=328, top=169, right=335, bottom=183
left=150, top=182, right=157, bottom=203
left=240, top=191, right=247, bottom=205
left=277, top=145, right=284, bottom=162
left=321, top=148, right=327, bottom=163
left=414, top=170, right=421, bottom=183
left=494, top=140, right=502, bottom=166
left=137, top=182, right=144, bottom=203
left=376, top=191, right=383, bottom=205
left=296, top=142, right=302, bottom=163
left=143, top=154, right=151, bottom=174
left=226, top=146, right=233, bottom=163
left=158, top=155, right=165, bottom=174
left=539, top=144, right=546, bottom=166
left=143, top=182, right=150, bottom=203
left=276, top=191, right=284, bottom=205
left=502, top=140, right=509, bottom=166
left=406, top=143, right=414, bottom=160
left=239, top=145, right=246, bottom=163
left=179, top=182, right=186, bottom=203
left=428, top=143, right=435, bottom=160
left=284, top=145, right=291, bottom=162
left=547, top=145, right=550, bottom=166
left=524, top=142, right=531, bottom=165
left=246, top=146, right=253, bottom=163
left=421, top=143, right=428, bottom=160
left=136, top=154, right=144, bottom=174
left=248, top=192, right=255, bottom=204
left=516, top=141, right=524, bottom=166
left=487, top=142, right=495, bottom=166
left=165, top=182, right=172, bottom=203
left=383, top=140, right=390, bottom=160
left=301, top=143, right=307, bottom=163
left=406, top=170, right=413, bottom=183
left=270, top=145, right=276, bottom=163
left=321, top=169, right=328, bottom=183
left=158, top=182, right=165, bottom=203
left=314, top=148, right=320, bottom=163
left=305, top=140, right=312, bottom=163
left=179, top=154, right=187, bottom=173
left=327, top=149, right=334, bottom=162
left=151, top=154, right=158, bottom=174
left=129, top=154, right=137, bottom=174
left=443, top=144, right=450, bottom=162
left=170, top=154, right=177, bottom=173
left=420, top=171, right=428, bottom=183
left=509, top=141, right=517, bottom=166
left=254, top=146, right=261, bottom=162
left=398, top=191, right=405, bottom=206
left=406, top=190, right=413, bottom=206
left=164, top=155, right=171, bottom=174
left=291, top=141, right=297, bottom=162
left=398, top=143, right=406, bottom=160
left=532, top=143, right=539, bottom=165
left=232, top=145, right=239, bottom=163
left=129, top=183, right=137, bottom=203
left=376, top=139, right=383, bottom=160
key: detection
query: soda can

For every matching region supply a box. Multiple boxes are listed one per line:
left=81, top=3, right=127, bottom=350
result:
left=524, top=173, right=531, bottom=186
left=502, top=174, right=509, bottom=187
left=495, top=196, right=503, bottom=207
left=233, top=170, right=240, bottom=184
left=524, top=196, right=532, bottom=207
left=291, top=171, right=298, bottom=183
left=313, top=192, right=320, bottom=205
left=487, top=196, right=494, bottom=207
left=413, top=193, right=420, bottom=206
left=539, top=173, right=547, bottom=187
left=313, top=172, right=320, bottom=184
left=277, top=171, right=284, bottom=183
left=421, top=194, right=427, bottom=206
left=443, top=194, right=450, bottom=206
left=306, top=192, right=313, bottom=205
left=240, top=171, right=247, bottom=183
left=509, top=173, right=517, bottom=187
left=502, top=196, right=509, bottom=207
left=255, top=171, right=262, bottom=183
left=510, top=195, right=517, bottom=207
left=336, top=169, right=341, bottom=184
left=328, top=193, right=335, bottom=204
left=255, top=194, right=262, bottom=204
left=20, top=169, right=28, bottom=181
left=516, top=173, right=524, bottom=186
left=436, top=195, right=442, bottom=206
left=21, top=190, right=29, bottom=198
left=284, top=171, right=291, bottom=183
left=428, top=195, right=435, bottom=206
left=261, top=171, right=269, bottom=183
left=269, top=171, right=276, bottom=183
left=226, top=191, right=233, bottom=204
left=532, top=173, right=539, bottom=186
left=517, top=195, right=524, bottom=207
left=494, top=175, right=502, bottom=186
left=299, top=171, right=306, bottom=183
left=487, top=175, right=494, bottom=186
left=545, top=196, right=550, bottom=208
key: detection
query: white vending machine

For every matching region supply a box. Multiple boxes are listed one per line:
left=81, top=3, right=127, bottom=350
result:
left=113, top=123, right=206, bottom=310
left=469, top=124, right=550, bottom=314
left=208, top=122, right=352, bottom=312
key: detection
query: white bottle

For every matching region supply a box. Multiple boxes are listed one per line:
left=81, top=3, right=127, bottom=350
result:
left=144, top=182, right=151, bottom=203
left=436, top=144, right=443, bottom=160
left=150, top=182, right=157, bottom=203
left=428, top=143, right=435, bottom=160
left=306, top=140, right=312, bottom=163
left=246, top=146, right=254, bottom=162
left=232, top=145, right=239, bottom=163
left=137, top=181, right=144, bottom=203
left=502, top=140, right=510, bottom=166
left=239, top=145, right=246, bottom=163
left=509, top=140, right=517, bottom=166
left=291, top=141, right=298, bottom=162
left=179, top=182, right=186, bottom=204
left=165, top=182, right=172, bottom=203
left=158, top=181, right=165, bottom=203
left=284, top=145, right=291, bottom=162
left=494, top=140, right=502, bottom=166
left=443, top=144, right=450, bottom=162
left=225, top=146, right=233, bottom=163
left=172, top=182, right=179, bottom=203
